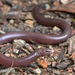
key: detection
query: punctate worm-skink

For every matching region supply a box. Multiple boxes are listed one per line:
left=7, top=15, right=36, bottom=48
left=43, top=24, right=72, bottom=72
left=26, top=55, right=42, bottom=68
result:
left=0, top=48, right=54, bottom=67
left=0, top=4, right=71, bottom=67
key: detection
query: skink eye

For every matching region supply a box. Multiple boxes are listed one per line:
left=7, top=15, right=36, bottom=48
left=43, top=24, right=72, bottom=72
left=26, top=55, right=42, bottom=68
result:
left=45, top=49, right=54, bottom=53
left=45, top=50, right=49, bottom=52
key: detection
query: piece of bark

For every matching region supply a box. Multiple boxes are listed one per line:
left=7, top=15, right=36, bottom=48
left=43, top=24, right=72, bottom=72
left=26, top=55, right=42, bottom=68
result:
left=1, top=25, right=21, bottom=32
left=59, top=41, right=69, bottom=46
left=2, top=14, right=24, bottom=19
left=56, top=48, right=67, bottom=63
left=68, top=37, right=73, bottom=55
left=67, top=36, right=75, bottom=55
left=2, top=11, right=25, bottom=19
left=59, top=36, right=75, bottom=55
left=56, top=60, right=71, bottom=69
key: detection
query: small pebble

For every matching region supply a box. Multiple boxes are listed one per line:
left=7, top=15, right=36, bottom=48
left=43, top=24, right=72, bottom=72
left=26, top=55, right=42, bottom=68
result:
left=53, top=26, right=60, bottom=32
left=22, top=7, right=27, bottom=12
left=18, top=53, right=26, bottom=58
left=45, top=4, right=50, bottom=9
left=13, top=39, right=25, bottom=49
left=19, top=68, right=23, bottom=72
left=67, top=67, right=72, bottom=73
left=52, top=61, right=56, bottom=67
left=9, top=19, right=14, bottom=24
left=68, top=73, right=73, bottom=75
left=5, top=53, right=10, bottom=57
left=14, top=23, right=18, bottom=27
left=25, top=20, right=34, bottom=24
left=13, top=49, right=19, bottom=54
left=38, top=46, right=44, bottom=48
left=47, top=68, right=52, bottom=72
left=44, top=15, right=50, bottom=18
left=52, top=69, right=60, bottom=75
left=28, top=63, right=37, bottom=68
left=50, top=57, right=54, bottom=62
left=12, top=0, right=18, bottom=4
left=10, top=53, right=14, bottom=58
left=54, top=55, right=58, bottom=60
left=40, top=56, right=45, bottom=59
left=23, top=72, right=27, bottom=75
left=37, top=60, right=48, bottom=68
left=60, top=0, right=68, bottom=4
left=53, top=1, right=59, bottom=6
left=32, top=0, right=38, bottom=4
left=25, top=20, right=34, bottom=28
left=34, top=68, right=41, bottom=74
left=25, top=12, right=34, bottom=20
left=47, top=60, right=51, bottom=65
left=49, top=45, right=53, bottom=49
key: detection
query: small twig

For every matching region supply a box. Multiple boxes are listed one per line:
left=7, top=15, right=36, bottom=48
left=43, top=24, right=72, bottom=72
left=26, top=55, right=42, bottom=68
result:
left=21, top=47, right=30, bottom=55
left=0, top=44, right=8, bottom=47
left=5, top=68, right=14, bottom=75
left=25, top=43, right=34, bottom=52
left=5, top=61, right=14, bottom=75
left=0, top=44, right=12, bottom=53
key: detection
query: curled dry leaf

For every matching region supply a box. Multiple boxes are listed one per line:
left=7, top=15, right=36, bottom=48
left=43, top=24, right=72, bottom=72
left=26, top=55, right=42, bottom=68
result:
left=41, top=4, right=75, bottom=14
